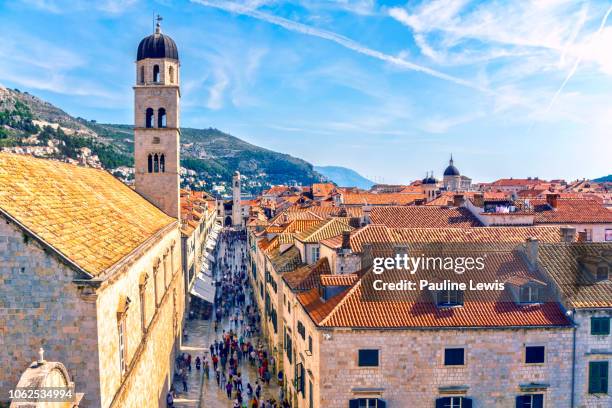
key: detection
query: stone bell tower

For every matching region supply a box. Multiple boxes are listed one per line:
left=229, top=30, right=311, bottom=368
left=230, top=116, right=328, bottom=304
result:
left=134, top=16, right=180, bottom=219
left=232, top=171, right=242, bottom=227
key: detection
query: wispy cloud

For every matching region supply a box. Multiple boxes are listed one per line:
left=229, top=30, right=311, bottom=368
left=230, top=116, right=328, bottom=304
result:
left=190, top=0, right=488, bottom=93
left=18, top=0, right=138, bottom=14
left=207, top=69, right=229, bottom=109
left=546, top=5, right=612, bottom=112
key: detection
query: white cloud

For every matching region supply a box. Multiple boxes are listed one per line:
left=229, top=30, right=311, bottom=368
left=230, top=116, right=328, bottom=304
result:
left=191, top=0, right=489, bottom=93
left=206, top=69, right=229, bottom=109
left=19, top=0, right=138, bottom=14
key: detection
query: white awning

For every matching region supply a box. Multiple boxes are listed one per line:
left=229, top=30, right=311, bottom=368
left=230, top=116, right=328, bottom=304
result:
left=190, top=274, right=215, bottom=303
left=200, top=263, right=212, bottom=277
left=206, top=252, right=216, bottom=263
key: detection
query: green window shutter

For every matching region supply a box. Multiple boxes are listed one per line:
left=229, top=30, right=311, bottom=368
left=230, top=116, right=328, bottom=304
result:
left=591, top=317, right=610, bottom=335
left=589, top=361, right=609, bottom=393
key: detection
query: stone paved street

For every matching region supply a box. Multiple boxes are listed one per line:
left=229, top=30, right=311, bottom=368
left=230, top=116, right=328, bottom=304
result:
left=172, top=231, right=280, bottom=408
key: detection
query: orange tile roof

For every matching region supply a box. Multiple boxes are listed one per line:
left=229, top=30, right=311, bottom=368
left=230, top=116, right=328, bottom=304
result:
left=0, top=153, right=174, bottom=277
left=320, top=274, right=358, bottom=286
left=283, top=257, right=332, bottom=291
left=295, top=218, right=353, bottom=243
left=312, top=183, right=335, bottom=197
left=531, top=198, right=612, bottom=224
left=427, top=192, right=510, bottom=206
left=537, top=243, right=612, bottom=308
left=490, top=178, right=544, bottom=187
left=321, top=225, right=570, bottom=252
left=298, top=251, right=570, bottom=328
left=370, top=206, right=482, bottom=228
left=342, top=192, right=426, bottom=205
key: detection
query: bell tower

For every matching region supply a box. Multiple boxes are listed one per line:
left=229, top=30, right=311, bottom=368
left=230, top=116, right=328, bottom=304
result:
left=232, top=171, right=242, bottom=228
left=134, top=16, right=180, bottom=219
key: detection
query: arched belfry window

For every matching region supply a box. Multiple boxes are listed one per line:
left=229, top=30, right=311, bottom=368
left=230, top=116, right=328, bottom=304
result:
left=147, top=154, right=153, bottom=173
left=145, top=108, right=154, bottom=128
left=139, top=66, right=145, bottom=84
left=158, top=108, right=167, bottom=128
left=169, top=66, right=174, bottom=84
left=153, top=65, right=160, bottom=83
left=160, top=154, right=165, bottom=173
left=153, top=154, right=160, bottom=173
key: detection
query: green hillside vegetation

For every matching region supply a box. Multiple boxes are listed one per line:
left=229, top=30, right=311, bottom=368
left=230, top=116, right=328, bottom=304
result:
left=0, top=87, right=325, bottom=193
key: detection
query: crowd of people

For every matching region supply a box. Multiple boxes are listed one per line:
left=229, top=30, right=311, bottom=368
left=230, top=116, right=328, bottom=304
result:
left=167, top=228, right=289, bottom=408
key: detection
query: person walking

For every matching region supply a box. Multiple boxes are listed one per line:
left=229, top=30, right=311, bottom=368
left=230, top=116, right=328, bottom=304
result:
left=181, top=369, right=188, bottom=393
left=225, top=380, right=233, bottom=399
left=166, top=389, right=174, bottom=408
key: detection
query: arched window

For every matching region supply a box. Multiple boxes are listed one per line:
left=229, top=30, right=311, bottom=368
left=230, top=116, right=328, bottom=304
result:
left=153, top=65, right=160, bottom=83
left=169, top=66, right=174, bottom=84
left=145, top=108, right=154, bottom=128
left=160, top=154, right=165, bottom=173
left=153, top=154, right=159, bottom=173
left=139, top=66, right=145, bottom=84
left=158, top=108, right=167, bottom=128
left=147, top=154, right=153, bottom=173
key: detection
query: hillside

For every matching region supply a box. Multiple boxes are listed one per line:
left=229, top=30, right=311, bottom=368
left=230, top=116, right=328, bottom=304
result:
left=593, top=175, right=612, bottom=183
left=315, top=165, right=374, bottom=189
left=0, top=87, right=325, bottom=194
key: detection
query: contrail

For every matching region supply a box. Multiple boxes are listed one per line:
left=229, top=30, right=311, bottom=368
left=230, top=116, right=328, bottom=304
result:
left=191, top=0, right=491, bottom=94
left=546, top=4, right=612, bottom=113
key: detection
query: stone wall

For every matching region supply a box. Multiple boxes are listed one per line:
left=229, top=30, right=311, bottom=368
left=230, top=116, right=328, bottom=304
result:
left=573, top=309, right=612, bottom=408
left=0, top=217, right=184, bottom=408
left=317, top=327, right=573, bottom=408
left=0, top=217, right=100, bottom=406
left=96, top=227, right=183, bottom=408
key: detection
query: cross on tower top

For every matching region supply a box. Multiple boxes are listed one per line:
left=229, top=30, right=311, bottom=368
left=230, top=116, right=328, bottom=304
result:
left=155, top=14, right=163, bottom=34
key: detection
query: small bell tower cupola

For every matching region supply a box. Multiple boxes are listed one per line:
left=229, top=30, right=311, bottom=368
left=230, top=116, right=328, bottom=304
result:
left=133, top=15, right=181, bottom=219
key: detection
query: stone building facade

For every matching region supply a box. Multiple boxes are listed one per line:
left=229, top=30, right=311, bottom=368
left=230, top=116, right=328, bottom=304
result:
left=0, top=154, right=184, bottom=408
left=0, top=21, right=187, bottom=408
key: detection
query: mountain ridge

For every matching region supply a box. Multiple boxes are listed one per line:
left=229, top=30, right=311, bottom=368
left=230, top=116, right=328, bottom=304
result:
left=0, top=86, right=326, bottom=194
left=315, top=165, right=374, bottom=189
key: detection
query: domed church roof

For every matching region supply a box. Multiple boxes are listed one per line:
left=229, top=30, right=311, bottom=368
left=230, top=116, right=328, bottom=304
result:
left=137, top=18, right=178, bottom=61
left=422, top=171, right=437, bottom=185
left=443, top=155, right=460, bottom=176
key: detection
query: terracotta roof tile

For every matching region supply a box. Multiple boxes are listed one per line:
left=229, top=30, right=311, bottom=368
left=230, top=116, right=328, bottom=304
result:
left=370, top=206, right=482, bottom=228
left=305, top=251, right=570, bottom=328
left=0, top=153, right=174, bottom=277
left=531, top=198, right=612, bottom=224
left=537, top=243, right=612, bottom=308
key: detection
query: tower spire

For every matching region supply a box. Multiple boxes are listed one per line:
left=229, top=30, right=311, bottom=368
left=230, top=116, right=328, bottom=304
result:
left=155, top=14, right=163, bottom=34
left=450, top=153, right=454, bottom=165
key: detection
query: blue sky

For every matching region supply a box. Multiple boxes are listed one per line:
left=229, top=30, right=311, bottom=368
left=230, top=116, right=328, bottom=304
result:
left=1, top=0, right=611, bottom=184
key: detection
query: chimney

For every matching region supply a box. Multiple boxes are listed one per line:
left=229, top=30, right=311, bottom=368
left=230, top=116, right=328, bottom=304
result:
left=393, top=244, right=408, bottom=257
left=525, top=237, right=539, bottom=270
left=361, top=243, right=373, bottom=269
left=561, top=226, right=576, bottom=243
left=472, top=193, right=484, bottom=208
left=453, top=194, right=465, bottom=207
left=546, top=193, right=560, bottom=209
left=362, top=205, right=372, bottom=225
left=341, top=230, right=351, bottom=250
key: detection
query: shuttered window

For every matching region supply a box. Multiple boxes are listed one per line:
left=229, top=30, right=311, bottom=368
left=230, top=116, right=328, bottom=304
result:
left=515, top=395, right=543, bottom=408
left=358, top=349, right=379, bottom=367
left=435, top=397, right=473, bottom=408
left=591, top=317, right=610, bottom=335
left=444, top=348, right=465, bottom=366
left=589, top=361, right=609, bottom=394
